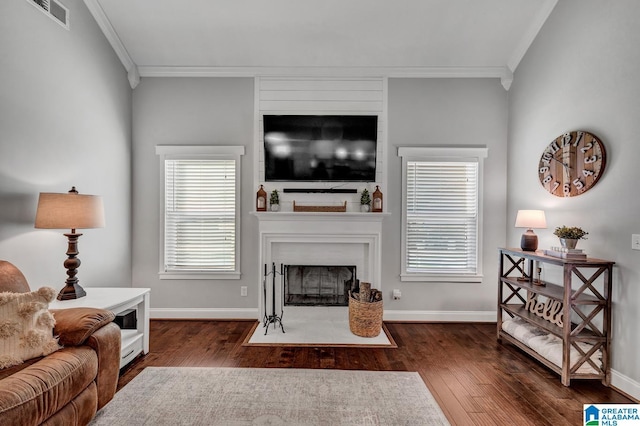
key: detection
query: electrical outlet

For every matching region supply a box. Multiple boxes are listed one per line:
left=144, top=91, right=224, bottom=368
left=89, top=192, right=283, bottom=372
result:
left=392, top=289, right=401, bottom=300
left=632, top=234, right=640, bottom=251
left=241, top=286, right=247, bottom=296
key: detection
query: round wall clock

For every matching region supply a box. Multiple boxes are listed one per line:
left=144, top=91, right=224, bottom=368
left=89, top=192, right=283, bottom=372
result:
left=538, top=131, right=606, bottom=197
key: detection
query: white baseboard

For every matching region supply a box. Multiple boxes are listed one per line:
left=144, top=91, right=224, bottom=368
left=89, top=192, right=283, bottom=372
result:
left=611, top=369, right=640, bottom=401
left=383, top=309, right=496, bottom=322
left=151, top=308, right=259, bottom=320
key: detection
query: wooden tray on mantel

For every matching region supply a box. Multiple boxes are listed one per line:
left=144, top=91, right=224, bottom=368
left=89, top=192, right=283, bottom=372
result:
left=293, top=201, right=347, bottom=212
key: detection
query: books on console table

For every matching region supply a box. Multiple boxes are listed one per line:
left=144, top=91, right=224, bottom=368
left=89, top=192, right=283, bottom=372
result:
left=544, top=247, right=587, bottom=260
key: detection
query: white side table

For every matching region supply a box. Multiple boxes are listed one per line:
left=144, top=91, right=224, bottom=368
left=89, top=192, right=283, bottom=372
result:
left=50, top=287, right=150, bottom=369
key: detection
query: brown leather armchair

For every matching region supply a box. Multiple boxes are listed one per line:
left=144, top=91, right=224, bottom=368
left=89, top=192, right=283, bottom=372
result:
left=0, top=261, right=121, bottom=425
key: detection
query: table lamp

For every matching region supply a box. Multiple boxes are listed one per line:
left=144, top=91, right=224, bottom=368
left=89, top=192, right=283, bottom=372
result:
left=35, top=187, right=105, bottom=300
left=514, top=209, right=547, bottom=252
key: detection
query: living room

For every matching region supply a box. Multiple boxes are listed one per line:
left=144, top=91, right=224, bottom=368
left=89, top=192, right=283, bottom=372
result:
left=1, top=0, right=639, bottom=424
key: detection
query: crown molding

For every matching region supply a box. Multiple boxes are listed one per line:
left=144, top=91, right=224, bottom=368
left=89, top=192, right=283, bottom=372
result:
left=137, top=65, right=506, bottom=79
left=83, top=0, right=139, bottom=88
left=507, top=0, right=558, bottom=73
left=138, top=65, right=514, bottom=90
left=501, top=68, right=513, bottom=91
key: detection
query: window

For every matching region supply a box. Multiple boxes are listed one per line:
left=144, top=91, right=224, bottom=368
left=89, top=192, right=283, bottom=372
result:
left=156, top=146, right=245, bottom=279
left=398, top=146, right=487, bottom=282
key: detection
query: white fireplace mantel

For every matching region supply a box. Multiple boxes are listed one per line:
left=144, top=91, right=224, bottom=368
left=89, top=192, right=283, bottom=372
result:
left=252, top=211, right=389, bottom=317
left=251, top=211, right=390, bottom=222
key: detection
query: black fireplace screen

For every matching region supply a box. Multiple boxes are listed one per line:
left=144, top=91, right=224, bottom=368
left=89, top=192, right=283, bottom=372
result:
left=284, top=265, right=356, bottom=306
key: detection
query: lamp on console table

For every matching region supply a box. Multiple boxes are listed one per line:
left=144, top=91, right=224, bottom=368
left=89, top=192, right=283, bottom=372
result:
left=35, top=186, right=105, bottom=300
left=514, top=209, right=546, bottom=252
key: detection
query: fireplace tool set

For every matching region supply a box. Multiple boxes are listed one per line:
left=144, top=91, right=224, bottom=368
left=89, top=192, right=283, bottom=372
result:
left=263, top=262, right=285, bottom=334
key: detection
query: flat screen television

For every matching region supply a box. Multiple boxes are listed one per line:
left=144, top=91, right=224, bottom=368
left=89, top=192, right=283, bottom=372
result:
left=263, top=115, right=377, bottom=182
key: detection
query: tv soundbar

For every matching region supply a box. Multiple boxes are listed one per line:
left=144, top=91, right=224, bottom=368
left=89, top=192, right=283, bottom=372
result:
left=282, top=188, right=357, bottom=194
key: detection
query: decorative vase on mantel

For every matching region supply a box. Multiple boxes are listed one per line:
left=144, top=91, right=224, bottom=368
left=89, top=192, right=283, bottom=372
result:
left=559, top=238, right=579, bottom=250
left=256, top=185, right=267, bottom=212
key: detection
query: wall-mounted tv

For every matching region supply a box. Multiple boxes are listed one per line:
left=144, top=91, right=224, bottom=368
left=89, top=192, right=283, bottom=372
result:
left=263, top=115, right=377, bottom=182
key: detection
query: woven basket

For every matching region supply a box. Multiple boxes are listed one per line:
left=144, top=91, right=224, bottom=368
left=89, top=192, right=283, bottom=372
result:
left=348, top=293, right=383, bottom=338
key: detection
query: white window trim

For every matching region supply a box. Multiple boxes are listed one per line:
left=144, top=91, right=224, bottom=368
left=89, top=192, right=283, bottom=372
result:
left=398, top=146, right=488, bottom=283
left=156, top=145, right=245, bottom=280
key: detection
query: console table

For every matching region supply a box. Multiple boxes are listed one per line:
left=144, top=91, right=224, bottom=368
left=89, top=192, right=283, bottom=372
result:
left=50, top=287, right=150, bottom=369
left=498, top=248, right=613, bottom=386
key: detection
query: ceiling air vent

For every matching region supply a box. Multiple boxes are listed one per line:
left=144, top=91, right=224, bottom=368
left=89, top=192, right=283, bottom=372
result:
left=26, top=0, right=69, bottom=30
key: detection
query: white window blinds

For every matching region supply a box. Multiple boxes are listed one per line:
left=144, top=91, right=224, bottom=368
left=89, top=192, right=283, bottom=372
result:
left=156, top=145, right=244, bottom=279
left=405, top=161, right=479, bottom=275
left=398, top=146, right=486, bottom=282
left=164, top=158, right=237, bottom=272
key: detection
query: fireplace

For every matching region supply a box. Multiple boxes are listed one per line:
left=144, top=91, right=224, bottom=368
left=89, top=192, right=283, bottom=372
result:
left=284, top=265, right=356, bottom=306
left=253, top=211, right=385, bottom=320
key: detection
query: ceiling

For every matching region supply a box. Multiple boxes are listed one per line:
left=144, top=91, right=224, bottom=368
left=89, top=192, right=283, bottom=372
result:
left=84, top=0, right=558, bottom=88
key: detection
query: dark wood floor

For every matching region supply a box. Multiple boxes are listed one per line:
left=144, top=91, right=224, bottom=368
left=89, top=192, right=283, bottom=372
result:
left=119, top=320, right=633, bottom=425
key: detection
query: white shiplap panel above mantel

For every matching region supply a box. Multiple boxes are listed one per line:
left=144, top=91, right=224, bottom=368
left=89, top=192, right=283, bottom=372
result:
left=254, top=76, right=388, bottom=198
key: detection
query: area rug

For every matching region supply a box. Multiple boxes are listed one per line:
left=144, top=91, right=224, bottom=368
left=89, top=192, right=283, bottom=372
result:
left=90, top=367, right=450, bottom=426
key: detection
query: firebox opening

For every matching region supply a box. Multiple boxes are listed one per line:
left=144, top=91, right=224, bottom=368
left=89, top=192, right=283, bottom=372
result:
left=284, top=265, right=356, bottom=307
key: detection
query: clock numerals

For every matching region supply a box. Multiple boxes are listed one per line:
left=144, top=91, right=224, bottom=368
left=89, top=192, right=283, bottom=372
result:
left=572, top=178, right=585, bottom=191
left=584, top=155, right=598, bottom=164
left=551, top=181, right=560, bottom=193
left=542, top=175, right=553, bottom=185
left=563, top=183, right=571, bottom=196
left=582, top=169, right=594, bottom=177
left=572, top=131, right=584, bottom=147
left=580, top=142, right=593, bottom=153
left=539, top=166, right=549, bottom=174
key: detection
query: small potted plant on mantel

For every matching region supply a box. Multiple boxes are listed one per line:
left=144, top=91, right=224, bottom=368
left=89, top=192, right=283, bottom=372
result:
left=270, top=190, right=280, bottom=212
left=360, top=189, right=371, bottom=212
left=553, top=225, right=588, bottom=249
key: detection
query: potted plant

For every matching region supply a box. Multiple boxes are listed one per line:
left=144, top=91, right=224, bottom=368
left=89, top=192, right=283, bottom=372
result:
left=269, top=190, right=280, bottom=212
left=553, top=226, right=588, bottom=249
left=360, top=189, right=371, bottom=212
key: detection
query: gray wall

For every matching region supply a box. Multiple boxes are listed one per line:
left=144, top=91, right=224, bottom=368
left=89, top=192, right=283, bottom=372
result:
left=385, top=78, right=508, bottom=316
left=131, top=78, right=258, bottom=312
left=131, top=77, right=508, bottom=317
left=508, top=0, right=640, bottom=389
left=0, top=0, right=132, bottom=287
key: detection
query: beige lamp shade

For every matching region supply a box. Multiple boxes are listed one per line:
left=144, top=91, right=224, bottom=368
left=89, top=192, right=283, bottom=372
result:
left=35, top=191, right=105, bottom=230
left=514, top=210, right=547, bottom=229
